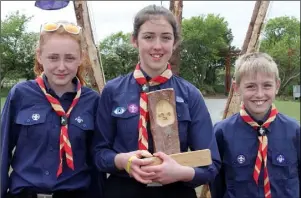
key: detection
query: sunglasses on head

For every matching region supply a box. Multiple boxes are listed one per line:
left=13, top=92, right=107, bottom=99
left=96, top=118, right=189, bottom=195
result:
left=41, top=22, right=82, bottom=35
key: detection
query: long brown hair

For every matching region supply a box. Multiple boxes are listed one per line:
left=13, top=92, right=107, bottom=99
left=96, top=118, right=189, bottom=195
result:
left=34, top=23, right=89, bottom=85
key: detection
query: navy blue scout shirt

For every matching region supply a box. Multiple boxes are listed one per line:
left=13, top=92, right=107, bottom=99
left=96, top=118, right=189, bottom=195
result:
left=93, top=72, right=221, bottom=186
left=210, top=113, right=300, bottom=198
left=1, top=76, right=105, bottom=197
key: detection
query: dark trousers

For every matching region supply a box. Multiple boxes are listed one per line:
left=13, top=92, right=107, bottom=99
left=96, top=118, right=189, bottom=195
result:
left=104, top=175, right=197, bottom=198
left=8, top=189, right=88, bottom=198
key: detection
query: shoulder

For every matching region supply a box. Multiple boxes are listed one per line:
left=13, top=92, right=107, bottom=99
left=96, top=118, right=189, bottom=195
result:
left=172, top=75, right=204, bottom=102
left=103, top=72, right=133, bottom=94
left=214, top=113, right=241, bottom=132
left=8, top=80, right=38, bottom=99
left=81, top=86, right=100, bottom=98
left=276, top=113, right=300, bottom=130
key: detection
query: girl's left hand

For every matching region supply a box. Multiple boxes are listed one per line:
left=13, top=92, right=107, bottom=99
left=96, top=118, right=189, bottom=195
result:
left=140, top=151, right=194, bottom=185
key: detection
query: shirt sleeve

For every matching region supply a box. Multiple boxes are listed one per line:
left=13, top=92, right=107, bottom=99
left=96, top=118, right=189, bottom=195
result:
left=1, top=88, right=18, bottom=198
left=92, top=84, right=119, bottom=173
left=209, top=122, right=226, bottom=198
left=185, top=88, right=221, bottom=187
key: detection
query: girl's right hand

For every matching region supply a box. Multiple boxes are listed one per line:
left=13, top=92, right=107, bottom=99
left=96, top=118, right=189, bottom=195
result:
left=114, top=150, right=156, bottom=184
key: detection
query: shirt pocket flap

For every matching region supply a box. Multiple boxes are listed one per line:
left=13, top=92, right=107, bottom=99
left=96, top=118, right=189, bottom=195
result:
left=70, top=114, right=94, bottom=130
left=176, top=102, right=191, bottom=122
left=111, top=105, right=139, bottom=119
left=224, top=153, right=251, bottom=168
left=271, top=149, right=297, bottom=166
left=15, top=107, right=47, bottom=125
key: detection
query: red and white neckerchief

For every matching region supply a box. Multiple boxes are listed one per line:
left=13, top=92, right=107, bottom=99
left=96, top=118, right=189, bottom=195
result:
left=36, top=75, right=81, bottom=177
left=133, top=63, right=172, bottom=150
left=240, top=103, right=278, bottom=198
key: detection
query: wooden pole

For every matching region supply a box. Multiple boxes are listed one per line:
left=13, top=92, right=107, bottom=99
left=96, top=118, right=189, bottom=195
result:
left=247, top=1, right=270, bottom=53
left=169, top=0, right=183, bottom=76
left=222, top=1, right=270, bottom=120
left=73, top=1, right=106, bottom=93
left=240, top=1, right=262, bottom=54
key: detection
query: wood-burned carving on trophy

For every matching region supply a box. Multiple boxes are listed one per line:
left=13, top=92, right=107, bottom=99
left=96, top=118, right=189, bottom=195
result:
left=147, top=88, right=180, bottom=155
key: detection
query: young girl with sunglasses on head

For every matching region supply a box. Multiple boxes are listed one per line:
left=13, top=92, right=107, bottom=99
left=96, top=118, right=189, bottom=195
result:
left=92, top=5, right=221, bottom=198
left=1, top=21, right=106, bottom=198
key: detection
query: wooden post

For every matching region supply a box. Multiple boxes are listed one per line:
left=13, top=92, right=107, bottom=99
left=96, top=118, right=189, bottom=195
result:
left=222, top=1, right=270, bottom=120
left=169, top=0, right=183, bottom=76
left=240, top=1, right=262, bottom=54
left=73, top=1, right=106, bottom=93
left=247, top=1, right=270, bottom=53
left=225, top=52, right=231, bottom=93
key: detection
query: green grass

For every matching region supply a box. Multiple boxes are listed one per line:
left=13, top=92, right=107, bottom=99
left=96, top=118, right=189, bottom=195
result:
left=274, top=99, right=300, bottom=122
left=1, top=97, right=6, bottom=112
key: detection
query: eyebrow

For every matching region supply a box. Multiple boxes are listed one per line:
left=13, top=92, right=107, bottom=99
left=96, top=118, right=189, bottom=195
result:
left=142, top=32, right=173, bottom=35
left=245, top=81, right=274, bottom=84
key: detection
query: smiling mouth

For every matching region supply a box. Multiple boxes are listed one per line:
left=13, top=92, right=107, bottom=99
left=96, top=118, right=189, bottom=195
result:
left=55, top=74, right=67, bottom=78
left=151, top=54, right=163, bottom=59
left=253, top=100, right=267, bottom=106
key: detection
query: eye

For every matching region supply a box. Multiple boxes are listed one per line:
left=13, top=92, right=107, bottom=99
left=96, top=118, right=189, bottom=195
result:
left=162, top=36, right=172, bottom=40
left=143, top=35, right=153, bottom=40
left=264, top=84, right=272, bottom=88
left=65, top=55, right=76, bottom=61
left=113, top=107, right=126, bottom=115
left=48, top=56, right=58, bottom=61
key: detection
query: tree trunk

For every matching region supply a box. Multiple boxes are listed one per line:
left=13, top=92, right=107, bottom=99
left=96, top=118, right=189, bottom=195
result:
left=73, top=1, right=106, bottom=92
left=169, top=0, right=183, bottom=76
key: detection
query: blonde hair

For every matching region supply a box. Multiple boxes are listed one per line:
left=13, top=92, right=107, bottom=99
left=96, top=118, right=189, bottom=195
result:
left=34, top=21, right=88, bottom=85
left=234, top=52, right=280, bottom=85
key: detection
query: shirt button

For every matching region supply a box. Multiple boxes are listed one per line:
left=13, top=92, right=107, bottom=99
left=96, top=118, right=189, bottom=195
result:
left=49, top=146, right=53, bottom=151
left=83, top=124, right=86, bottom=128
left=26, top=119, right=30, bottom=122
left=45, top=171, right=50, bottom=176
left=177, top=114, right=181, bottom=117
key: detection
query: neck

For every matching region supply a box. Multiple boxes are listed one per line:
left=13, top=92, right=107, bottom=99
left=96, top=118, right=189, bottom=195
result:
left=48, top=81, right=74, bottom=97
left=245, top=106, right=272, bottom=123
left=140, top=62, right=167, bottom=78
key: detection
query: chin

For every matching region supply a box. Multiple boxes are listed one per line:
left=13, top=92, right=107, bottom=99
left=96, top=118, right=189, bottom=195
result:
left=53, top=79, right=70, bottom=86
left=248, top=105, right=270, bottom=115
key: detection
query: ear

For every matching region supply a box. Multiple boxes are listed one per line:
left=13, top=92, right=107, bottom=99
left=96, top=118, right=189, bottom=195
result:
left=130, top=34, right=138, bottom=48
left=36, top=48, right=42, bottom=64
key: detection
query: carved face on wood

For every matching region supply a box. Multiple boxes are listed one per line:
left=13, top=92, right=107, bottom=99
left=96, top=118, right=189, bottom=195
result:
left=155, top=99, right=175, bottom=127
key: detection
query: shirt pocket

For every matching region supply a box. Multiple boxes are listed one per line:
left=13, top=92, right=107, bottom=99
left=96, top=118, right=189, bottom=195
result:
left=69, top=113, right=95, bottom=150
left=15, top=106, right=48, bottom=144
left=224, top=151, right=257, bottom=198
left=175, top=101, right=191, bottom=148
left=269, top=147, right=298, bottom=180
left=111, top=101, right=139, bottom=147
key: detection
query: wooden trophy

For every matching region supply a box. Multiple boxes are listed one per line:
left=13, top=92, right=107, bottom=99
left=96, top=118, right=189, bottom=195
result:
left=147, top=88, right=181, bottom=155
left=146, top=88, right=212, bottom=167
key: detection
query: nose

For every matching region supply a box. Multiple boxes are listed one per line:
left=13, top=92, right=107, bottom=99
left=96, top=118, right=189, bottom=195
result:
left=57, top=60, right=66, bottom=71
left=256, top=87, right=264, bottom=98
left=153, top=38, right=163, bottom=50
